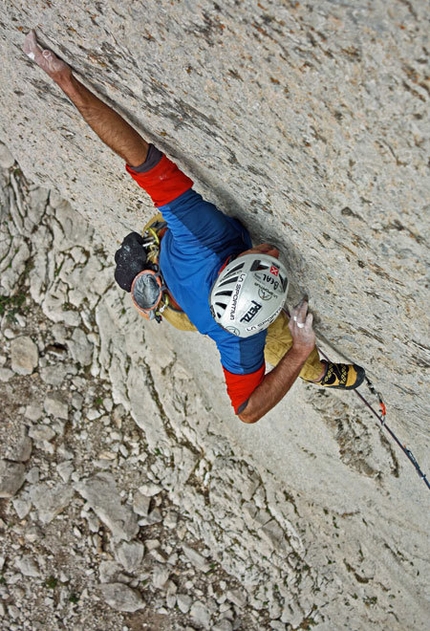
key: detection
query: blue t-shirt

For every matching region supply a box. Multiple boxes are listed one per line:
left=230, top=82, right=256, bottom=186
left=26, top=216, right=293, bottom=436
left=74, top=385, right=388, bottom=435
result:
left=159, top=189, right=267, bottom=375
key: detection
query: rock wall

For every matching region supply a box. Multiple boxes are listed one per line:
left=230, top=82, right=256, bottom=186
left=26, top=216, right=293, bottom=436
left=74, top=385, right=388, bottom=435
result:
left=1, top=138, right=429, bottom=631
left=1, top=0, right=429, bottom=434
left=0, top=1, right=429, bottom=629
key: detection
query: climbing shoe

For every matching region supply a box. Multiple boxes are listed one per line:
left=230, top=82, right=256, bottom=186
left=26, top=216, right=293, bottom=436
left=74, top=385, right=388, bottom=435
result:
left=317, top=361, right=365, bottom=390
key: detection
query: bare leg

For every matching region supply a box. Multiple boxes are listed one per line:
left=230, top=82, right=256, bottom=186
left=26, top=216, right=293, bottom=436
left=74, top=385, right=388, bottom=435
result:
left=23, top=30, right=149, bottom=167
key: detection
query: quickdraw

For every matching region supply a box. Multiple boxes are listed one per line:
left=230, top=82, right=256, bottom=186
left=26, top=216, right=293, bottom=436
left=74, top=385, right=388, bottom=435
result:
left=318, top=345, right=429, bottom=492
left=354, top=376, right=429, bottom=491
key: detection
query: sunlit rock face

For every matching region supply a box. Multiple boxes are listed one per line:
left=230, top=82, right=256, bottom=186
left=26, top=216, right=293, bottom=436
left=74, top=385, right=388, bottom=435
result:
left=0, top=2, right=429, bottom=630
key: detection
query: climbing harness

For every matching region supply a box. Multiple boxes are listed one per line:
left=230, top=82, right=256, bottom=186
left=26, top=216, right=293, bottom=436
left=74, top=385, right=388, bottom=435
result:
left=318, top=346, right=429, bottom=492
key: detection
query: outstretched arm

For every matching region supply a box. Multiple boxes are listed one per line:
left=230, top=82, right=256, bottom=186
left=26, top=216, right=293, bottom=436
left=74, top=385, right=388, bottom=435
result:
left=238, top=300, right=322, bottom=423
left=23, top=30, right=149, bottom=167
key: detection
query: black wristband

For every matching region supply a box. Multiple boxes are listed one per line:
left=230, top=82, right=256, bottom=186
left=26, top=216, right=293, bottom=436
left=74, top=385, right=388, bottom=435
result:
left=129, top=144, right=163, bottom=173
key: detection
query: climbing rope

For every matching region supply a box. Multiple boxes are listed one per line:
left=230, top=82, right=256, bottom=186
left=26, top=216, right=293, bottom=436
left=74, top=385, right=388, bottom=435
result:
left=317, top=345, right=429, bottom=492
left=354, top=376, right=429, bottom=491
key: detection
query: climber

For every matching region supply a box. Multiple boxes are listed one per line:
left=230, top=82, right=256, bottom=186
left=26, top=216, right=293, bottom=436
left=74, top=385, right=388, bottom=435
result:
left=23, top=30, right=365, bottom=424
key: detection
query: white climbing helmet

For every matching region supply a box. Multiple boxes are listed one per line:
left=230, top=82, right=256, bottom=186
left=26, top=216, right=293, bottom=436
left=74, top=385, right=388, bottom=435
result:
left=210, top=253, right=289, bottom=338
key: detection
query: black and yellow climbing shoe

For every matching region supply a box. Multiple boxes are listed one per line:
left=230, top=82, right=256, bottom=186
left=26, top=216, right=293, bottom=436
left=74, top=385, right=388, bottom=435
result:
left=317, top=361, right=365, bottom=390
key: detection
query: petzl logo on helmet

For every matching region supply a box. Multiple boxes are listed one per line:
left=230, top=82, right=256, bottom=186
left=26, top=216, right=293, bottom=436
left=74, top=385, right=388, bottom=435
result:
left=240, top=300, right=262, bottom=323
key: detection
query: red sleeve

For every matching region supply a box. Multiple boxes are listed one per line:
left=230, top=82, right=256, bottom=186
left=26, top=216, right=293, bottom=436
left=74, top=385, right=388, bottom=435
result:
left=126, top=155, right=193, bottom=207
left=223, top=365, right=265, bottom=414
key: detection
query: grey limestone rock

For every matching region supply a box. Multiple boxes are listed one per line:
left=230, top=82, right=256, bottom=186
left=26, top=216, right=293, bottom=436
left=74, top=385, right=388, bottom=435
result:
left=68, top=327, right=94, bottom=367
left=225, top=589, right=247, bottom=609
left=43, top=391, right=69, bottom=420
left=2, top=428, right=32, bottom=463
left=39, top=363, right=74, bottom=386
left=182, top=545, right=210, bottom=573
left=212, top=621, right=234, bottom=631
left=98, top=582, right=145, bottom=613
left=114, top=540, right=145, bottom=573
left=0, top=142, right=14, bottom=169
left=14, top=556, right=40, bottom=578
left=177, top=593, right=193, bottom=614
left=12, top=497, right=32, bottom=519
left=24, top=404, right=43, bottom=422
left=29, top=482, right=75, bottom=524
left=99, top=561, right=131, bottom=585
left=74, top=473, right=139, bottom=541
left=10, top=336, right=39, bottom=375
left=0, top=460, right=26, bottom=498
left=0, top=367, right=13, bottom=382
left=28, top=424, right=56, bottom=444
left=189, top=600, right=212, bottom=630
left=56, top=460, right=74, bottom=483
left=151, top=566, right=170, bottom=589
